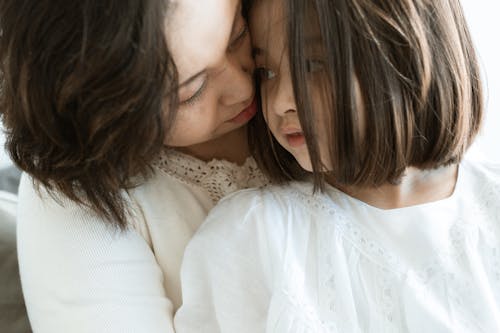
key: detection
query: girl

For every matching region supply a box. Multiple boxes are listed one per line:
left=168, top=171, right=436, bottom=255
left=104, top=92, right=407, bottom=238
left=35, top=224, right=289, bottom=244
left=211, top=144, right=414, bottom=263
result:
left=175, top=0, right=500, bottom=332
left=0, top=0, right=267, bottom=332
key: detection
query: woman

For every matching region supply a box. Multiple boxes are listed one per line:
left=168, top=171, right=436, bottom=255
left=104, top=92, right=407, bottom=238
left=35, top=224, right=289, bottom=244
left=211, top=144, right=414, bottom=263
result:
left=0, top=0, right=266, bottom=332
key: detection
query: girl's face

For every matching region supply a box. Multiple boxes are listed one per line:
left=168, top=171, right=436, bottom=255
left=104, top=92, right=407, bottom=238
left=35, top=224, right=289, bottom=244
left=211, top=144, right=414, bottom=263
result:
left=165, top=0, right=256, bottom=148
left=250, top=0, right=331, bottom=171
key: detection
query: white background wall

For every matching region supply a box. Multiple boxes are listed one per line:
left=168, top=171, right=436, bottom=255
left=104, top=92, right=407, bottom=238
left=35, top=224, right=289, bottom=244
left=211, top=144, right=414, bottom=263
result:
left=461, top=1, right=500, bottom=162
left=1, top=1, right=499, bottom=169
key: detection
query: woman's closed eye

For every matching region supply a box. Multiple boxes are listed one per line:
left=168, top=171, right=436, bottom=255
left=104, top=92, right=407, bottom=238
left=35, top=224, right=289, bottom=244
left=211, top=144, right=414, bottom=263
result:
left=179, top=77, right=208, bottom=106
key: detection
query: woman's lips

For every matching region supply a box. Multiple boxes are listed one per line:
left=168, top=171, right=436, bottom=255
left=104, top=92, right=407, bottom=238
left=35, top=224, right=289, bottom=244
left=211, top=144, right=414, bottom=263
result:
left=228, top=98, right=258, bottom=124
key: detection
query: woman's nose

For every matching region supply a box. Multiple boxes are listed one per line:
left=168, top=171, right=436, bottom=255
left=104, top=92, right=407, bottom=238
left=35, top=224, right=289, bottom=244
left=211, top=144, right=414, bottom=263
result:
left=219, top=44, right=255, bottom=106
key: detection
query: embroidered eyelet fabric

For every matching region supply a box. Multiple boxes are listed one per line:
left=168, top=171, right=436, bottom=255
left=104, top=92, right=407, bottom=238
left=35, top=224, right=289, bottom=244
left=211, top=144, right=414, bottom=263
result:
left=175, top=158, right=500, bottom=333
left=266, top=162, right=500, bottom=332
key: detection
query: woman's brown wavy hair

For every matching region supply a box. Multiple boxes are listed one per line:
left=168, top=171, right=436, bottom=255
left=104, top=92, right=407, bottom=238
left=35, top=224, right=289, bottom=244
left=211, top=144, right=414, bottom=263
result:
left=0, top=0, right=178, bottom=228
left=249, top=0, right=483, bottom=189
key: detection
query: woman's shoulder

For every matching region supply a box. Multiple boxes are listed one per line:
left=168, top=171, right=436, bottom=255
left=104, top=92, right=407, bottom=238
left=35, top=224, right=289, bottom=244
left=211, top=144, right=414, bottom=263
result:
left=17, top=172, right=91, bottom=219
left=17, top=173, right=147, bottom=237
left=16, top=173, right=153, bottom=266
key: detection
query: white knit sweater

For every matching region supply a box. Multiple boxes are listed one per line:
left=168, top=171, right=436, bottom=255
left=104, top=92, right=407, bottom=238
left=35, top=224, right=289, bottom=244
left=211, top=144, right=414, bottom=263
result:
left=17, top=149, right=267, bottom=333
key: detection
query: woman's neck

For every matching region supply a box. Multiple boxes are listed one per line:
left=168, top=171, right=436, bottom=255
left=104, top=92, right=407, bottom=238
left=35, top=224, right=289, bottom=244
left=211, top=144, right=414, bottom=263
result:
left=332, top=164, right=459, bottom=210
left=176, top=126, right=250, bottom=165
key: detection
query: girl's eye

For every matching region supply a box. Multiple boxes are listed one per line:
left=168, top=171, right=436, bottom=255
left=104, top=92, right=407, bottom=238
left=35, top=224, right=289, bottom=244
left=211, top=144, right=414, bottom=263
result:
left=306, top=59, right=326, bottom=73
left=180, top=79, right=207, bottom=106
left=255, top=67, right=277, bottom=81
left=228, top=24, right=248, bottom=52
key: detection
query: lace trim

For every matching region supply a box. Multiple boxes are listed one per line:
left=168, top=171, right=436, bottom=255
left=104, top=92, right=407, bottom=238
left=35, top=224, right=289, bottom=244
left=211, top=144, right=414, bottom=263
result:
left=152, top=149, right=268, bottom=203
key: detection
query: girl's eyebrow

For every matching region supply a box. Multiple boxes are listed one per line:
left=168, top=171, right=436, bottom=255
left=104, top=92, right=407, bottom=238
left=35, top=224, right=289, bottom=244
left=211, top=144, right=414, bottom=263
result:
left=306, top=35, right=323, bottom=45
left=252, top=47, right=266, bottom=57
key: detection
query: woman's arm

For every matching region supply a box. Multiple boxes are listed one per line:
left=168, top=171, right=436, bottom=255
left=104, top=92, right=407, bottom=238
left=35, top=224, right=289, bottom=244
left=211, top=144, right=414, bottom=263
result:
left=17, top=174, right=175, bottom=333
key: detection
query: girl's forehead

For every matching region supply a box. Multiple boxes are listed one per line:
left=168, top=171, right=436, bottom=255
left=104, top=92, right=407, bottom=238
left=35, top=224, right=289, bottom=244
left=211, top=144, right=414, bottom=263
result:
left=249, top=0, right=285, bottom=42
left=250, top=0, right=283, bottom=22
left=250, top=0, right=321, bottom=50
left=165, top=0, right=239, bottom=83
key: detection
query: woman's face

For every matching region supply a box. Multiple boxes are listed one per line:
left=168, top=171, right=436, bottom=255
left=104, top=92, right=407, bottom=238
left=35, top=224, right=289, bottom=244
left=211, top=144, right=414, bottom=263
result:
left=164, top=0, right=256, bottom=148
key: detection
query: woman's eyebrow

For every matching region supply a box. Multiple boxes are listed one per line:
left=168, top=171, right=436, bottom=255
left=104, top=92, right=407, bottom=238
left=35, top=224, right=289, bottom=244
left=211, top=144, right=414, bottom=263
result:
left=180, top=1, right=242, bottom=88
left=179, top=0, right=245, bottom=90
left=229, top=2, right=243, bottom=38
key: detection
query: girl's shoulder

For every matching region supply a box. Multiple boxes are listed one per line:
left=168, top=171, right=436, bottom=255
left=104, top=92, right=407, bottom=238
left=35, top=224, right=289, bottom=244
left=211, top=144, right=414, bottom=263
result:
left=459, top=157, right=500, bottom=217
left=194, top=181, right=318, bottom=244
left=461, top=156, right=500, bottom=188
left=185, top=182, right=317, bottom=276
left=212, top=181, right=315, bottom=218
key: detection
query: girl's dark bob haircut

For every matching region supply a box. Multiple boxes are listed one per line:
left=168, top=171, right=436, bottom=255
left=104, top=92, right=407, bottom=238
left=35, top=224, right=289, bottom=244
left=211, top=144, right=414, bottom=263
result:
left=249, top=0, right=483, bottom=189
left=0, top=0, right=178, bottom=227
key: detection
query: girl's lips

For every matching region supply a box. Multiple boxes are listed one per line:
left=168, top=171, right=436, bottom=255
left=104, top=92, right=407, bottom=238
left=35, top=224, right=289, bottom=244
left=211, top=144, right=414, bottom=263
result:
left=281, top=127, right=306, bottom=147
left=228, top=98, right=258, bottom=124
left=285, top=132, right=306, bottom=147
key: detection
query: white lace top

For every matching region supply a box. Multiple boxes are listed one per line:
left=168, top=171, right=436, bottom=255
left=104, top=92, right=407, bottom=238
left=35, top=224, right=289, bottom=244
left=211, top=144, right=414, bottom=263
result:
left=155, top=149, right=265, bottom=203
left=17, top=149, right=268, bottom=333
left=175, top=158, right=500, bottom=333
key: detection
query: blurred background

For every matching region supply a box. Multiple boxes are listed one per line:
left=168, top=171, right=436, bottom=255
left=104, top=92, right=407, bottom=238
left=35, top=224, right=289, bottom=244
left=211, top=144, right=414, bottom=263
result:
left=1, top=0, right=499, bottom=173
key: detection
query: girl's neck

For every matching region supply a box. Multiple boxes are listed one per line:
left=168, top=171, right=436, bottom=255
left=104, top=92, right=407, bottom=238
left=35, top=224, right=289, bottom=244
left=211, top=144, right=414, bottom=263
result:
left=176, top=126, right=250, bottom=165
left=332, top=164, right=459, bottom=210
